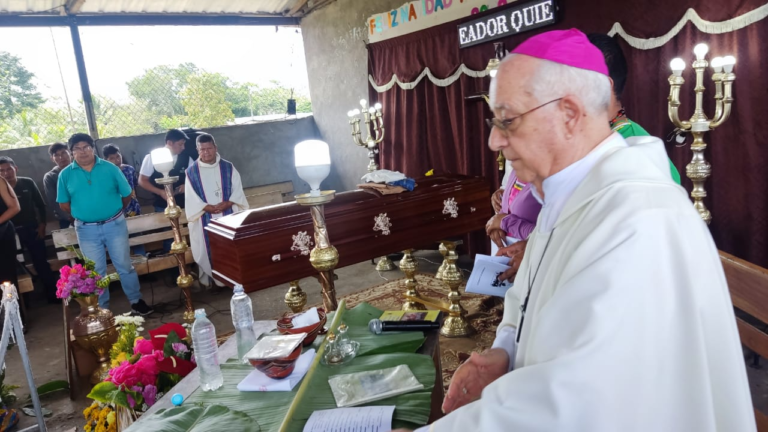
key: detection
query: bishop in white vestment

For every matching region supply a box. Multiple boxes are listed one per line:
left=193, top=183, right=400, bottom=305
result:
left=184, top=134, right=248, bottom=286
left=405, top=29, right=755, bottom=432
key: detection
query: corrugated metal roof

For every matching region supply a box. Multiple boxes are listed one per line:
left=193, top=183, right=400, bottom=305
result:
left=0, top=0, right=305, bottom=16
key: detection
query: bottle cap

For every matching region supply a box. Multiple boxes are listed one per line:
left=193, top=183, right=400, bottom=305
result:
left=171, top=393, right=184, bottom=406
left=194, top=308, right=207, bottom=318
left=233, top=284, right=244, bottom=294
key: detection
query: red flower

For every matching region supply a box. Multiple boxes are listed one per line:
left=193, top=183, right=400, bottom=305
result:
left=149, top=323, right=187, bottom=351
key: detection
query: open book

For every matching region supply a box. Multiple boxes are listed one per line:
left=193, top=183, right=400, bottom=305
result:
left=465, top=254, right=513, bottom=297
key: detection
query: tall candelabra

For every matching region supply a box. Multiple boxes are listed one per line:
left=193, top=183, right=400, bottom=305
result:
left=294, top=140, right=339, bottom=312
left=668, top=43, right=736, bottom=224
left=347, top=99, right=384, bottom=173
left=151, top=149, right=195, bottom=322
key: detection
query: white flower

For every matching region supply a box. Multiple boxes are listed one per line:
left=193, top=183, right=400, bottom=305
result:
left=137, top=327, right=144, bottom=332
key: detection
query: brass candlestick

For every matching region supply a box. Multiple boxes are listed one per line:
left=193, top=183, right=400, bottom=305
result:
left=400, top=249, right=426, bottom=311
left=296, top=191, right=339, bottom=312
left=155, top=176, right=195, bottom=322
left=376, top=255, right=396, bottom=271
left=284, top=280, right=307, bottom=313
left=668, top=45, right=736, bottom=224
left=435, top=240, right=462, bottom=280
left=439, top=245, right=473, bottom=337
left=348, top=99, right=384, bottom=173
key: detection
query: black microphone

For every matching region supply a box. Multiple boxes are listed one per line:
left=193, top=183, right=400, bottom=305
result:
left=368, top=319, right=440, bottom=334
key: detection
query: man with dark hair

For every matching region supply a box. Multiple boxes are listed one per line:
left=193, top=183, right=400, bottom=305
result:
left=0, top=156, right=59, bottom=303
left=587, top=33, right=681, bottom=184
left=185, top=133, right=248, bottom=287
left=58, top=133, right=153, bottom=315
left=102, top=144, right=141, bottom=218
left=138, top=129, right=194, bottom=252
left=43, top=142, right=73, bottom=229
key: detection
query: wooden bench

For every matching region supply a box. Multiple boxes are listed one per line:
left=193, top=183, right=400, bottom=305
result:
left=720, top=250, right=768, bottom=431
left=52, top=212, right=193, bottom=276
left=244, top=180, right=295, bottom=203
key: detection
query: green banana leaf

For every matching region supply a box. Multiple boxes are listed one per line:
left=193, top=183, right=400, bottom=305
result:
left=326, top=302, right=426, bottom=356
left=171, top=303, right=435, bottom=431
left=135, top=404, right=259, bottom=431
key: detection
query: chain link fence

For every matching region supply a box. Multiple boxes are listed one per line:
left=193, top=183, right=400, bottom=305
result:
left=1, top=29, right=312, bottom=148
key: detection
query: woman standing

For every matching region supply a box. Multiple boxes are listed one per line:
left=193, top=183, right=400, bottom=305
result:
left=0, top=176, right=21, bottom=326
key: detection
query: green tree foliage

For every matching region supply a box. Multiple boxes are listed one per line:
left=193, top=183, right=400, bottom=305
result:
left=0, top=61, right=312, bottom=148
left=0, top=52, right=44, bottom=118
left=180, top=72, right=235, bottom=128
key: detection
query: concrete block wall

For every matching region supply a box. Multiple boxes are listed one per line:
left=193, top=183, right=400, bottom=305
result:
left=300, top=0, right=406, bottom=191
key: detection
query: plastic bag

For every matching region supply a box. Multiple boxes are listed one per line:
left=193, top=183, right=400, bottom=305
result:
left=361, top=170, right=406, bottom=184
left=328, top=365, right=424, bottom=407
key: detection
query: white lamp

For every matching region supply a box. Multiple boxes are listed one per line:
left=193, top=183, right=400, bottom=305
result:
left=722, top=55, right=736, bottom=73
left=693, top=43, right=709, bottom=60
left=670, top=58, right=686, bottom=77
left=294, top=140, right=331, bottom=197
left=151, top=147, right=174, bottom=179
left=710, top=57, right=724, bottom=73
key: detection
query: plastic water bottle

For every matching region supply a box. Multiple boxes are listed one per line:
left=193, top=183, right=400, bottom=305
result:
left=191, top=308, right=223, bottom=391
left=230, top=284, right=258, bottom=363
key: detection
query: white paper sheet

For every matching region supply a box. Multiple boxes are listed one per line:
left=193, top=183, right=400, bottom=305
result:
left=292, top=307, right=321, bottom=328
left=465, top=254, right=513, bottom=297
left=302, top=406, right=395, bottom=432
left=237, top=349, right=315, bottom=392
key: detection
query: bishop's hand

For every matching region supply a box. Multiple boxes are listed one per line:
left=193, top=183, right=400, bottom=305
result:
left=442, top=348, right=509, bottom=414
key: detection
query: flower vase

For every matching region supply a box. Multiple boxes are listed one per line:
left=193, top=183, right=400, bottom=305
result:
left=116, top=405, right=138, bottom=431
left=71, top=296, right=119, bottom=384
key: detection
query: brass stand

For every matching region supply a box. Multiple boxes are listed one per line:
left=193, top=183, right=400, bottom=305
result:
left=156, top=177, right=195, bottom=322
left=435, top=240, right=462, bottom=280
left=296, top=191, right=339, bottom=312
left=284, top=280, right=307, bottom=313
left=400, top=249, right=426, bottom=311
left=376, top=255, right=396, bottom=271
left=668, top=54, right=735, bottom=224
left=404, top=247, right=474, bottom=338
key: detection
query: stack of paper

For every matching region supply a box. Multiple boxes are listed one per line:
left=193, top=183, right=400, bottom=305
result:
left=465, top=254, right=514, bottom=297
left=303, top=406, right=395, bottom=432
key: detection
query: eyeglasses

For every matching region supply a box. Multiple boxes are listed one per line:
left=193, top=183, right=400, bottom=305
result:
left=486, top=98, right=563, bottom=137
left=71, top=146, right=93, bottom=154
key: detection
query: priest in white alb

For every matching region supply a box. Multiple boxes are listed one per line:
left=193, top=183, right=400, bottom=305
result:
left=184, top=133, right=248, bottom=287
left=399, top=29, right=755, bottom=432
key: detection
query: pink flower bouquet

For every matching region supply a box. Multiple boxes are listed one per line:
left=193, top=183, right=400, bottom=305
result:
left=56, top=259, right=110, bottom=300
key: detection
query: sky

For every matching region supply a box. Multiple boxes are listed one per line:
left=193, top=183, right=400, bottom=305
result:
left=0, top=25, right=310, bottom=106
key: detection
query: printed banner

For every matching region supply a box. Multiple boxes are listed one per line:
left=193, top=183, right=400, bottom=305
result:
left=367, top=0, right=517, bottom=44
left=458, top=0, right=558, bottom=48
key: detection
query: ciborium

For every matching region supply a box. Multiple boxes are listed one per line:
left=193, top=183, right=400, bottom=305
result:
left=668, top=43, right=736, bottom=224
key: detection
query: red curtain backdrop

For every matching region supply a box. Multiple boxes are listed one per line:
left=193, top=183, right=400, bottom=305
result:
left=368, top=0, right=768, bottom=265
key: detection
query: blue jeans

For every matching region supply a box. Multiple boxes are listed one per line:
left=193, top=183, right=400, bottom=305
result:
left=154, top=205, right=172, bottom=253
left=74, top=215, right=142, bottom=309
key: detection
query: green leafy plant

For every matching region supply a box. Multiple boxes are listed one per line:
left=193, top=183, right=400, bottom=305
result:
left=0, top=367, right=20, bottom=406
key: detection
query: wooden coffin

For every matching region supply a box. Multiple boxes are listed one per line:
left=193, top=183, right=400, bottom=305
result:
left=206, top=174, right=492, bottom=292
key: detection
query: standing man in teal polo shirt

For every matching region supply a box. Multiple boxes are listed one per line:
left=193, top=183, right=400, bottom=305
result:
left=57, top=133, right=153, bottom=315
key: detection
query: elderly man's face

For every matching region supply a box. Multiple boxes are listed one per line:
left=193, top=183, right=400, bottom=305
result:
left=488, top=55, right=565, bottom=186
left=197, top=142, right=217, bottom=164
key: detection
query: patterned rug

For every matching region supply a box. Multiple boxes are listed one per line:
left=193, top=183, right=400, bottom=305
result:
left=332, top=273, right=503, bottom=391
